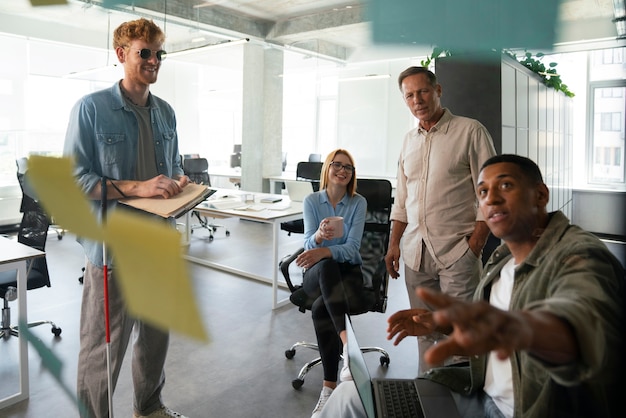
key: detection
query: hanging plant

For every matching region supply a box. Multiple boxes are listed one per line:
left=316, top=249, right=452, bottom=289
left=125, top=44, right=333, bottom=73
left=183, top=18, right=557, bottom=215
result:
left=503, top=50, right=575, bottom=97
left=420, top=47, right=451, bottom=69
left=428, top=48, right=575, bottom=98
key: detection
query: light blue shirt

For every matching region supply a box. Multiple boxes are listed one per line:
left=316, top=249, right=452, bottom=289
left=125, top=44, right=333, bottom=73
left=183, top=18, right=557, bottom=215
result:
left=302, top=190, right=366, bottom=265
left=63, top=81, right=184, bottom=267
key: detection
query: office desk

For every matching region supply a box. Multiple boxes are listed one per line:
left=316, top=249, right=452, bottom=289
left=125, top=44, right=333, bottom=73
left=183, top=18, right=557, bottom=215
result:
left=0, top=236, right=45, bottom=409
left=184, top=190, right=303, bottom=309
left=208, top=167, right=242, bottom=189
left=266, top=172, right=296, bottom=194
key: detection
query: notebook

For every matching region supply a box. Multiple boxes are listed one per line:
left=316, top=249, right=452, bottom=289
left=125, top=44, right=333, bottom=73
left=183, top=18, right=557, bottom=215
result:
left=284, top=180, right=314, bottom=202
left=346, top=315, right=460, bottom=418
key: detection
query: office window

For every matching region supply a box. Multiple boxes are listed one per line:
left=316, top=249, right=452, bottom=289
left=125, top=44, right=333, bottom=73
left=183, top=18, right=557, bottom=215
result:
left=589, top=85, right=625, bottom=184
left=587, top=47, right=626, bottom=186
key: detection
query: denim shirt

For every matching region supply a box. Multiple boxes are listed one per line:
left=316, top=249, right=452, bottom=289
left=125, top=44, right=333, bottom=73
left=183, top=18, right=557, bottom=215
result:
left=63, top=81, right=184, bottom=267
left=425, top=211, right=625, bottom=417
left=302, top=190, right=366, bottom=265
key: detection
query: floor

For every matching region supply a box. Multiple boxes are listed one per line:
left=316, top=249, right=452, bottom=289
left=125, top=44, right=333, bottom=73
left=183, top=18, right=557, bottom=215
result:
left=1, top=216, right=419, bottom=418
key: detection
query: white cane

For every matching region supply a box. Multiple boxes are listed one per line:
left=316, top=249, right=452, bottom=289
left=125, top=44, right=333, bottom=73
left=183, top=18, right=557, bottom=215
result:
left=101, top=177, right=114, bottom=418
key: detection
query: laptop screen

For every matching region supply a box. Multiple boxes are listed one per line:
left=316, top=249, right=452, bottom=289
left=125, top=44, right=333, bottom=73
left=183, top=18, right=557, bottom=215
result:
left=346, top=315, right=377, bottom=418
left=284, top=180, right=314, bottom=202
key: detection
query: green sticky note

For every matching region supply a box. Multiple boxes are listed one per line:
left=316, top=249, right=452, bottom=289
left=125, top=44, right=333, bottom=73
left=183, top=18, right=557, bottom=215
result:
left=369, top=0, right=559, bottom=52
left=20, top=322, right=88, bottom=416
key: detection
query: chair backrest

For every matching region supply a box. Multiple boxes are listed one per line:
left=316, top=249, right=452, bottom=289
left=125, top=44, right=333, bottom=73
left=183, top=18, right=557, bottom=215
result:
left=352, top=178, right=393, bottom=314
left=308, top=153, right=322, bottom=162
left=0, top=160, right=51, bottom=293
left=296, top=161, right=323, bottom=192
left=183, top=157, right=210, bottom=186
left=282, top=178, right=393, bottom=314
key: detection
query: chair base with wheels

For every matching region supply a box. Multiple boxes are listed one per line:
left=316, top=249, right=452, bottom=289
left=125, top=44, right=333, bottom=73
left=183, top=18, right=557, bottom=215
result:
left=280, top=178, right=394, bottom=389
left=190, top=211, right=230, bottom=241
left=1, top=286, right=62, bottom=338
left=285, top=341, right=390, bottom=389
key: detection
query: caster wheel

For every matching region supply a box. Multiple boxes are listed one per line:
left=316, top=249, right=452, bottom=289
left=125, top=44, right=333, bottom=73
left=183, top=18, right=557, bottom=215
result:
left=57, top=235, right=63, bottom=240
left=190, top=229, right=194, bottom=234
left=226, top=231, right=230, bottom=236
left=285, top=349, right=296, bottom=359
left=292, top=379, right=304, bottom=390
left=380, top=356, right=390, bottom=366
left=52, top=327, right=62, bottom=336
left=209, top=235, right=214, bottom=242
left=212, top=227, right=217, bottom=232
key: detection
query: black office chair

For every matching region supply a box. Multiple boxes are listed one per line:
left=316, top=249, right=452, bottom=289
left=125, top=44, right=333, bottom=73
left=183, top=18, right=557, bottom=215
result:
left=280, top=178, right=393, bottom=389
left=280, top=161, right=323, bottom=237
left=1, top=160, right=61, bottom=338
left=183, top=157, right=230, bottom=242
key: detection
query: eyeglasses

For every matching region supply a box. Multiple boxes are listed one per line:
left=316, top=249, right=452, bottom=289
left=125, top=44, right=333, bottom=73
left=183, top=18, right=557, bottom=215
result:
left=330, top=161, right=355, bottom=173
left=132, top=48, right=167, bottom=61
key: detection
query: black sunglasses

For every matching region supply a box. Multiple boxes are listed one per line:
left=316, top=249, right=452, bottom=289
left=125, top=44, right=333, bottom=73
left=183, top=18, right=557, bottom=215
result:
left=133, top=48, right=167, bottom=61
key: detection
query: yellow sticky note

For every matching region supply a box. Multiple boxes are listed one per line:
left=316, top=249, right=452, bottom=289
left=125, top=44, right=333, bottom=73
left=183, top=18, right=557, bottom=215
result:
left=27, top=156, right=104, bottom=241
left=106, top=210, right=209, bottom=342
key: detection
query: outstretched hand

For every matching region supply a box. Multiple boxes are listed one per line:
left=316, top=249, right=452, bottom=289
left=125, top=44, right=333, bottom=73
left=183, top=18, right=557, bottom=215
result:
left=416, top=287, right=533, bottom=366
left=386, top=308, right=436, bottom=346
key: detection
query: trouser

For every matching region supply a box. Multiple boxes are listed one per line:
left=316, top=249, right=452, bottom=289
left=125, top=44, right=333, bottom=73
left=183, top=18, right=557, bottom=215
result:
left=318, top=381, right=502, bottom=418
left=405, top=244, right=481, bottom=374
left=77, top=261, right=169, bottom=418
left=303, top=259, right=363, bottom=382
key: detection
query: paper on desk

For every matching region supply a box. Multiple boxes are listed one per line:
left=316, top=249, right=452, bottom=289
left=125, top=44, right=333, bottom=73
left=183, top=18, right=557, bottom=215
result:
left=27, top=155, right=104, bottom=241
left=27, top=156, right=209, bottom=342
left=106, top=210, right=209, bottom=342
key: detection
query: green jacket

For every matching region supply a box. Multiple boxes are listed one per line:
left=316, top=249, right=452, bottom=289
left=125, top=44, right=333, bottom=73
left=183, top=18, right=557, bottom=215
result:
left=426, top=211, right=625, bottom=417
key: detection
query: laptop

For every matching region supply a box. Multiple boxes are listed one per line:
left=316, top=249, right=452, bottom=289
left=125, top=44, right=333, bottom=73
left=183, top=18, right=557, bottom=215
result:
left=346, top=315, right=460, bottom=418
left=284, top=180, right=314, bottom=202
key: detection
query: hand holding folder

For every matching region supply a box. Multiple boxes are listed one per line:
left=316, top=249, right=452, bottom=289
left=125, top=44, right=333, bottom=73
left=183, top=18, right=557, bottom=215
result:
left=118, top=183, right=217, bottom=218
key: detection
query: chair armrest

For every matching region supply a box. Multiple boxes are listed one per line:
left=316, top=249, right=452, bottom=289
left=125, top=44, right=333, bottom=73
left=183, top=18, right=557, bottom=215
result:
left=279, top=247, right=305, bottom=292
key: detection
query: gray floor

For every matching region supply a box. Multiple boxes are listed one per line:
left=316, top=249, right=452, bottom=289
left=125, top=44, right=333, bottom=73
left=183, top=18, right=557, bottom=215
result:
left=1, top=216, right=419, bottom=418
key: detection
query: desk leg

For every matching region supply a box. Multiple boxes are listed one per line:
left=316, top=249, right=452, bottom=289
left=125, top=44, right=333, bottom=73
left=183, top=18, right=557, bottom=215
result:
left=0, top=260, right=29, bottom=409
left=272, top=222, right=291, bottom=310
left=17, top=261, right=29, bottom=401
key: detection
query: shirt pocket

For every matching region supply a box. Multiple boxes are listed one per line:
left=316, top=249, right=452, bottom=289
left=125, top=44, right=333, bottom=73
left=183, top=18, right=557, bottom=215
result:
left=95, top=133, right=127, bottom=166
left=158, top=129, right=176, bottom=155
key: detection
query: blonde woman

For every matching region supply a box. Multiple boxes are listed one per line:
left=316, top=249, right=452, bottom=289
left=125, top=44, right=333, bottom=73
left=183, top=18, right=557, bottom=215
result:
left=296, top=149, right=367, bottom=418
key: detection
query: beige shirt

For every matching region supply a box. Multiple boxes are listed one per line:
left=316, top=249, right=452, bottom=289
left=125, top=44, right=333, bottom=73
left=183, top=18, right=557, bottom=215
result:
left=390, top=109, right=496, bottom=269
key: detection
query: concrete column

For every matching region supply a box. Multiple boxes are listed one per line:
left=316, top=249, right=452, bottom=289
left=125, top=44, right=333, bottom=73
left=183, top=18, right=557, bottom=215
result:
left=241, top=43, right=284, bottom=193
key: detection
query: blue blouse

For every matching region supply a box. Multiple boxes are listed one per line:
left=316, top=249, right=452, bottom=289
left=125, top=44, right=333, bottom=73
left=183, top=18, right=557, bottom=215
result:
left=302, top=190, right=366, bottom=265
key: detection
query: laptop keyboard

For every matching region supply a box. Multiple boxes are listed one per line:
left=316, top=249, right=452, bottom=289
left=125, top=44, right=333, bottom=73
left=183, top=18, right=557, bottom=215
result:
left=376, top=379, right=425, bottom=418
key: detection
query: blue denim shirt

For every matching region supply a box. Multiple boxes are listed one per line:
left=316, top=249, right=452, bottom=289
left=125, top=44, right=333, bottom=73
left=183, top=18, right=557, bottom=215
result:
left=302, top=190, right=366, bottom=265
left=63, top=81, right=184, bottom=267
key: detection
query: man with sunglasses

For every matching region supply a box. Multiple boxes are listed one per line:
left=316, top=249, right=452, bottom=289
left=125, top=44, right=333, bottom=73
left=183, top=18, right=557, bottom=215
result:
left=385, top=67, right=496, bottom=372
left=64, top=18, right=188, bottom=418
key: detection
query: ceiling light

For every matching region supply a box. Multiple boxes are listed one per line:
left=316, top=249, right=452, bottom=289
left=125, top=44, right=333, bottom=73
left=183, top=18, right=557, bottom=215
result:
left=338, top=74, right=391, bottom=82
left=168, top=38, right=250, bottom=58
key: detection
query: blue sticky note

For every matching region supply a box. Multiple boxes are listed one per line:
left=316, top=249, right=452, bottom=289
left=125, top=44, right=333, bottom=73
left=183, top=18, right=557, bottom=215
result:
left=369, top=0, right=560, bottom=52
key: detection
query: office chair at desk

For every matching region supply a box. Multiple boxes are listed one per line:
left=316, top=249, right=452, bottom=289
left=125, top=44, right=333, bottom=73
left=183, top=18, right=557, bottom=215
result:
left=280, top=161, right=323, bottom=237
left=183, top=157, right=230, bottom=242
left=280, top=178, right=393, bottom=389
left=1, top=160, right=62, bottom=338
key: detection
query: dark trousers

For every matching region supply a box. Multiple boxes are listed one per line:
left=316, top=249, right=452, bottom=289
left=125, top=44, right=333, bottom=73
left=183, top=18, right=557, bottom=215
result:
left=303, top=259, right=363, bottom=382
